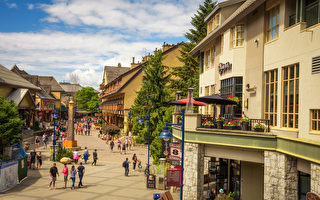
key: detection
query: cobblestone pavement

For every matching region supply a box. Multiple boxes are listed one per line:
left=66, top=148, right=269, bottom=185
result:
left=1, top=129, right=179, bottom=200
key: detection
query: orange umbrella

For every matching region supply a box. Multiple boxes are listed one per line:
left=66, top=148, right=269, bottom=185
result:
left=176, top=97, right=208, bottom=106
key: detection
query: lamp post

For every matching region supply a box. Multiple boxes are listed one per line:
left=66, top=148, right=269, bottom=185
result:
left=137, top=108, right=151, bottom=176
left=52, top=105, right=58, bottom=162
left=160, top=109, right=185, bottom=200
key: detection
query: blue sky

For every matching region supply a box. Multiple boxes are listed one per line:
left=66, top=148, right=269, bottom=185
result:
left=0, top=0, right=202, bottom=88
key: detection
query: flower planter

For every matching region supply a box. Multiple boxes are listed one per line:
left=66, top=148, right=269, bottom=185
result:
left=241, top=122, right=249, bottom=131
left=254, top=128, right=265, bottom=132
left=216, top=121, right=223, bottom=129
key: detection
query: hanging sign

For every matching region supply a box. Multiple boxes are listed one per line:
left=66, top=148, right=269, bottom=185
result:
left=169, top=143, right=181, bottom=160
left=218, top=62, right=232, bottom=75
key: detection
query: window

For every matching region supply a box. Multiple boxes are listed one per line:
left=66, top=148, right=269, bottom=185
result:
left=311, top=109, right=320, bottom=131
left=208, top=19, right=213, bottom=33
left=221, top=34, right=224, bottom=53
left=282, top=64, right=299, bottom=128
left=298, top=172, right=310, bottom=200
left=266, top=4, right=280, bottom=42
left=230, top=24, right=244, bottom=48
left=305, top=0, right=319, bottom=27
left=221, top=77, right=243, bottom=118
left=205, top=50, right=210, bottom=70
left=264, top=69, right=278, bottom=126
left=211, top=46, right=216, bottom=67
left=205, top=86, right=210, bottom=115
left=214, top=14, right=220, bottom=27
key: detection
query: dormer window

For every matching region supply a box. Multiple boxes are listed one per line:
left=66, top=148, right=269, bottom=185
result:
left=214, top=14, right=220, bottom=28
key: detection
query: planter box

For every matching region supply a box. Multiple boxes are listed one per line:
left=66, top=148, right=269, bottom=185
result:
left=216, top=121, right=224, bottom=129
left=241, top=122, right=249, bottom=131
left=254, top=128, right=265, bottom=132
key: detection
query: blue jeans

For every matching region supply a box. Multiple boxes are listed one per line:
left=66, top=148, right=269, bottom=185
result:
left=125, top=168, right=129, bottom=176
left=71, top=177, right=75, bottom=187
left=78, top=174, right=83, bottom=186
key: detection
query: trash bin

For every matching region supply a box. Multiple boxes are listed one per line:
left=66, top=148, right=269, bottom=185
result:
left=153, top=193, right=162, bottom=200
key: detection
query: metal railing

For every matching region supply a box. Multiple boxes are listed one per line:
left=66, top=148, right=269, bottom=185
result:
left=200, top=115, right=270, bottom=132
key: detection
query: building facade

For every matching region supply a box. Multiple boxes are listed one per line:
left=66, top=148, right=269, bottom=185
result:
left=179, top=0, right=320, bottom=199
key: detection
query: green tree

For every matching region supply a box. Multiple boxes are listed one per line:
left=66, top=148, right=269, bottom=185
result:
left=75, top=87, right=100, bottom=113
left=131, top=50, right=172, bottom=164
left=171, top=0, right=215, bottom=97
left=0, top=97, right=24, bottom=154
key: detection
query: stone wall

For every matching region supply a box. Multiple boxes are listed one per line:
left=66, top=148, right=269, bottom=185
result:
left=264, top=151, right=298, bottom=200
left=183, top=142, right=204, bottom=200
left=311, top=163, right=320, bottom=195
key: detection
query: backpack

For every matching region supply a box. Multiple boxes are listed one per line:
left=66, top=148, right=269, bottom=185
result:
left=122, top=161, right=126, bottom=168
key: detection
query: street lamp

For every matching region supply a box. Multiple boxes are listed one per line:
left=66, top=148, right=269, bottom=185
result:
left=160, top=108, right=185, bottom=200
left=137, top=108, right=151, bottom=176
left=52, top=105, right=58, bottom=162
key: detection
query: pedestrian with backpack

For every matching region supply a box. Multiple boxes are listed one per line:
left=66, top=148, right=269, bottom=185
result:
left=123, top=158, right=130, bottom=176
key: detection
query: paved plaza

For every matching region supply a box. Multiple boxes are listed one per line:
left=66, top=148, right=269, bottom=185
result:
left=0, top=129, right=179, bottom=200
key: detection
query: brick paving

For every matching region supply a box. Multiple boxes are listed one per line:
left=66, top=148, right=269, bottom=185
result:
left=0, top=128, right=179, bottom=200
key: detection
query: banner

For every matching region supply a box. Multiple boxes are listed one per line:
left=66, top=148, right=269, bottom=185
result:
left=0, top=161, right=18, bottom=192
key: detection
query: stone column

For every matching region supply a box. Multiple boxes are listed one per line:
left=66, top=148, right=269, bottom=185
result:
left=183, top=142, right=204, bottom=200
left=63, top=100, right=77, bottom=148
left=264, top=151, right=298, bottom=200
left=311, top=163, right=320, bottom=195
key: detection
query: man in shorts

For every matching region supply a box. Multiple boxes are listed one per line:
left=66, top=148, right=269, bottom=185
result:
left=30, top=149, right=36, bottom=169
left=49, top=163, right=59, bottom=190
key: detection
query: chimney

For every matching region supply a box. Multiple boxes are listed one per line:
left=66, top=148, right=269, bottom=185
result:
left=118, top=63, right=121, bottom=67
left=130, top=57, right=139, bottom=69
left=132, top=57, right=135, bottom=64
left=162, top=42, right=173, bottom=52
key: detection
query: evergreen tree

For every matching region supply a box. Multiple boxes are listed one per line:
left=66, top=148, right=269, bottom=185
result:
left=0, top=97, right=24, bottom=155
left=171, top=0, right=215, bottom=97
left=131, top=50, right=172, bottom=164
left=75, top=87, right=100, bottom=113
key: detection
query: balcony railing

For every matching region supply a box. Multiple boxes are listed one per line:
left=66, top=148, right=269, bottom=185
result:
left=200, top=115, right=270, bottom=132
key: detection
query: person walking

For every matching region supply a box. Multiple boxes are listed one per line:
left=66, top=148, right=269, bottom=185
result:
left=49, top=163, right=59, bottom=190
left=73, top=150, right=79, bottom=164
left=36, top=152, right=42, bottom=169
left=88, top=123, right=91, bottom=135
left=70, top=165, right=77, bottom=190
left=117, top=139, right=121, bottom=151
left=125, top=138, right=128, bottom=150
left=77, top=162, right=85, bottom=188
left=35, top=136, right=40, bottom=149
left=132, top=153, right=137, bottom=171
left=110, top=140, right=114, bottom=152
left=83, top=147, right=89, bottom=164
left=84, top=125, right=87, bottom=136
left=92, top=149, right=98, bottom=166
left=121, top=143, right=126, bottom=154
left=123, top=158, right=130, bottom=176
left=62, top=163, right=69, bottom=189
left=42, top=133, right=48, bottom=149
left=30, top=149, right=36, bottom=169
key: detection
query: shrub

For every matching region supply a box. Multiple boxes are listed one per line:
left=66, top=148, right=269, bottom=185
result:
left=56, top=148, right=73, bottom=162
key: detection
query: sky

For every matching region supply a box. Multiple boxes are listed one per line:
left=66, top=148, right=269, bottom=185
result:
left=0, top=0, right=203, bottom=89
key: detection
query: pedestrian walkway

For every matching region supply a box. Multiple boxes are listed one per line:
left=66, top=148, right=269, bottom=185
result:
left=0, top=129, right=179, bottom=200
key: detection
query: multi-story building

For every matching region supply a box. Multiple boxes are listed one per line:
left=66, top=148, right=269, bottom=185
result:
left=100, top=43, right=183, bottom=132
left=172, top=0, right=320, bottom=199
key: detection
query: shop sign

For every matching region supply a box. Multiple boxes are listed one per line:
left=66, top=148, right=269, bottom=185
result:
left=167, top=168, right=180, bottom=187
left=169, top=143, right=181, bottom=160
left=146, top=174, right=156, bottom=188
left=307, top=192, right=320, bottom=200
left=218, top=62, right=232, bottom=75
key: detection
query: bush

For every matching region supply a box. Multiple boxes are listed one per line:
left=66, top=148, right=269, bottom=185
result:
left=56, top=148, right=73, bottom=162
left=33, top=121, right=40, bottom=131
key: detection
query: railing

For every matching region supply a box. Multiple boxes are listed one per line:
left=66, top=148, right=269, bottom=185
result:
left=200, top=115, right=270, bottom=132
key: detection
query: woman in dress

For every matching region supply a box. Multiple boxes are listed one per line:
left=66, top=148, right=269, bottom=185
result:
left=36, top=152, right=42, bottom=169
left=35, top=136, right=40, bottom=149
left=132, top=153, right=137, bottom=171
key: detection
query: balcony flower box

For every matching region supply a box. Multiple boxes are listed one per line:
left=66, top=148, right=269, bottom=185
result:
left=254, top=123, right=266, bottom=132
left=239, top=113, right=250, bottom=131
left=216, top=115, right=224, bottom=129
left=202, top=120, right=214, bottom=128
left=223, top=120, right=240, bottom=130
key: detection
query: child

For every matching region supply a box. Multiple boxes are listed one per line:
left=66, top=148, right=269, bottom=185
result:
left=70, top=165, right=77, bottom=190
left=62, top=163, right=68, bottom=189
left=73, top=150, right=79, bottom=164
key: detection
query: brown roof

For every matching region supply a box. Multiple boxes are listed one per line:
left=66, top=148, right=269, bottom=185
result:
left=190, top=0, right=265, bottom=55
left=0, top=65, right=40, bottom=91
left=60, top=82, right=82, bottom=93
left=103, top=65, right=131, bottom=84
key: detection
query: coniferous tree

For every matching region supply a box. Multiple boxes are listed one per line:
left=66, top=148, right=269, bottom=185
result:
left=171, top=0, right=215, bottom=97
left=131, top=50, right=171, bottom=164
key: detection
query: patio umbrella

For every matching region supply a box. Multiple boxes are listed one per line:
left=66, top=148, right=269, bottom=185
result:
left=194, top=94, right=237, bottom=105
left=168, top=97, right=208, bottom=106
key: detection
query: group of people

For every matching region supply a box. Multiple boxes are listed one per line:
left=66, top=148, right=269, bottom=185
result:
left=74, top=119, right=92, bottom=136
left=73, top=147, right=98, bottom=166
left=122, top=153, right=142, bottom=176
left=29, top=149, right=42, bottom=170
left=49, top=162, right=85, bottom=190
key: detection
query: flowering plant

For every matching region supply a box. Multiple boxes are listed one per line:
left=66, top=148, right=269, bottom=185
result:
left=228, top=96, right=240, bottom=104
left=254, top=123, right=266, bottom=129
left=224, top=120, right=239, bottom=127
left=176, top=115, right=182, bottom=121
left=203, top=120, right=214, bottom=126
left=216, top=115, right=224, bottom=122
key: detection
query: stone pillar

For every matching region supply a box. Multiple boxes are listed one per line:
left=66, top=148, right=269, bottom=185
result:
left=311, top=163, right=320, bottom=195
left=183, top=142, right=204, bottom=200
left=63, top=100, right=77, bottom=148
left=264, top=151, right=298, bottom=200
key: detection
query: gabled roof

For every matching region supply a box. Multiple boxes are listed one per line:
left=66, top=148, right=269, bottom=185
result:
left=38, top=76, right=65, bottom=92
left=0, top=65, right=40, bottom=91
left=36, top=88, right=56, bottom=100
left=205, top=0, right=245, bottom=22
left=191, top=0, right=265, bottom=55
left=60, top=82, right=82, bottom=93
left=6, top=88, right=32, bottom=106
left=103, top=65, right=131, bottom=84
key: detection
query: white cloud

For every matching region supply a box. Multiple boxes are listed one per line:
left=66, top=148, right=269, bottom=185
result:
left=7, top=3, right=17, bottom=8
left=0, top=31, right=159, bottom=88
left=27, top=4, right=34, bottom=10
left=39, top=0, right=202, bottom=37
